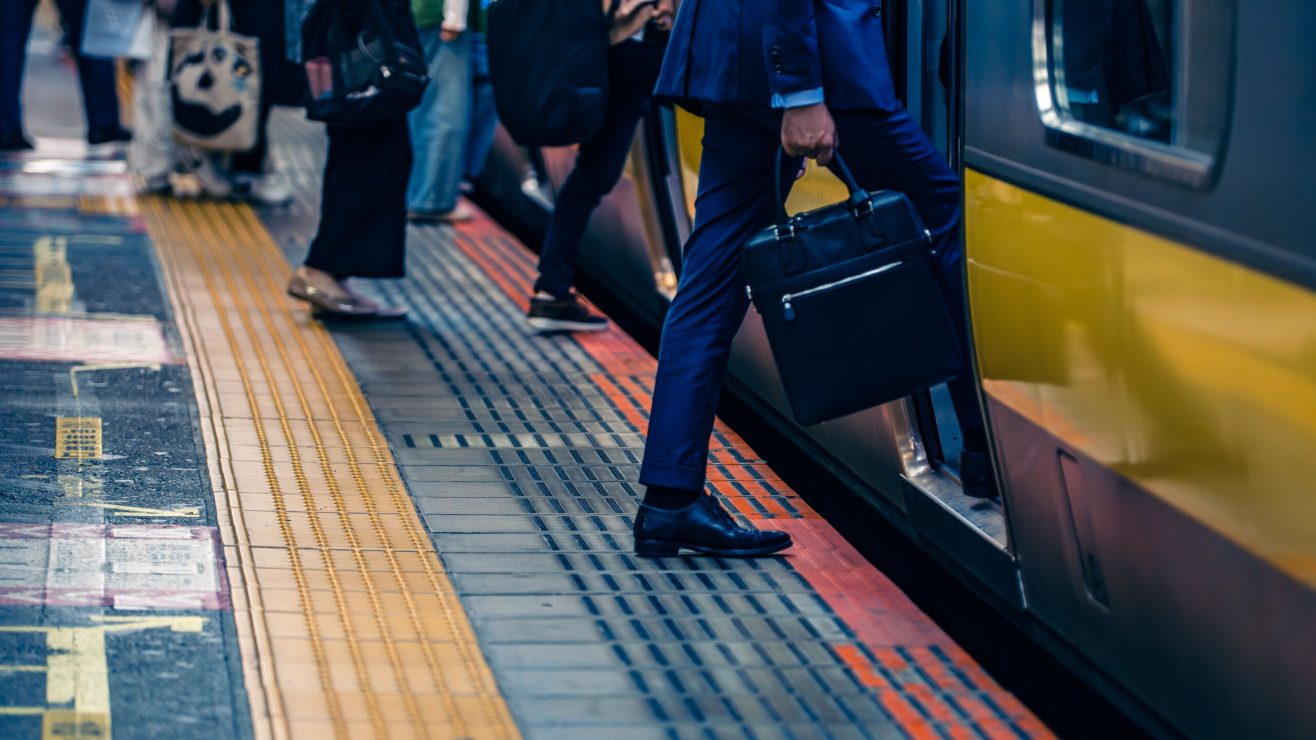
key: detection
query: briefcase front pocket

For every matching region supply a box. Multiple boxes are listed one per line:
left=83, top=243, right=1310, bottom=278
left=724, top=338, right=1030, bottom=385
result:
left=758, top=245, right=962, bottom=425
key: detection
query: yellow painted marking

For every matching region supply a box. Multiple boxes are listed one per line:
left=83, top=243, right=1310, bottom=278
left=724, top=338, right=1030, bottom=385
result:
left=74, top=501, right=201, bottom=518
left=55, top=417, right=102, bottom=460
left=34, top=236, right=73, bottom=314
left=58, top=474, right=100, bottom=499
left=79, top=196, right=139, bottom=217
left=0, top=617, right=204, bottom=739
left=142, top=197, right=519, bottom=740
left=70, top=363, right=162, bottom=399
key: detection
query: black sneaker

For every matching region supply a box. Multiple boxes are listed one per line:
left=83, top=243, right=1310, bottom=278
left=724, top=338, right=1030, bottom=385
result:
left=527, top=293, right=609, bottom=333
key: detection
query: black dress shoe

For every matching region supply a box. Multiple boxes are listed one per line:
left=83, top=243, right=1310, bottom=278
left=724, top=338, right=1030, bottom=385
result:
left=633, top=495, right=792, bottom=557
left=960, top=448, right=1000, bottom=499
left=0, top=130, right=33, bottom=152
left=87, top=126, right=132, bottom=145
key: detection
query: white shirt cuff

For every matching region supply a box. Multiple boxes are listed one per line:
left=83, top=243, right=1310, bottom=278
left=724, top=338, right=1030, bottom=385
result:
left=770, top=88, right=825, bottom=109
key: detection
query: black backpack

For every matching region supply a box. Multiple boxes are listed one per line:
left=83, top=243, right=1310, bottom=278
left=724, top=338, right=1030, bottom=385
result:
left=487, top=0, right=613, bottom=146
left=300, top=0, right=429, bottom=127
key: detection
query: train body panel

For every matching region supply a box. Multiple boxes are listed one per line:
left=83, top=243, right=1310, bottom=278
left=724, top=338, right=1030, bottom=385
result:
left=967, top=172, right=1316, bottom=737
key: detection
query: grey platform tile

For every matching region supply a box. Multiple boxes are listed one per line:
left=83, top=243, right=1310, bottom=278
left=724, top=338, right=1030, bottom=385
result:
left=448, top=572, right=587, bottom=595
left=425, top=515, right=547, bottom=534
left=471, top=615, right=850, bottom=647
left=458, top=591, right=831, bottom=622
left=440, top=553, right=576, bottom=573
left=405, top=481, right=516, bottom=497
left=512, top=697, right=664, bottom=727
left=464, top=594, right=600, bottom=619
left=396, top=446, right=644, bottom=467
left=474, top=617, right=610, bottom=643
left=519, top=726, right=675, bottom=740
left=522, top=724, right=885, bottom=740
left=399, top=465, right=510, bottom=483
left=434, top=532, right=633, bottom=553
left=497, top=668, right=643, bottom=697
left=484, top=642, right=627, bottom=671
left=417, top=496, right=545, bottom=515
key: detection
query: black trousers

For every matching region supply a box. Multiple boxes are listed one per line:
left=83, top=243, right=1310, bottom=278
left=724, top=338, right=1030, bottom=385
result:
left=533, top=37, right=665, bottom=298
left=1, top=0, right=121, bottom=135
left=305, top=117, right=412, bottom=279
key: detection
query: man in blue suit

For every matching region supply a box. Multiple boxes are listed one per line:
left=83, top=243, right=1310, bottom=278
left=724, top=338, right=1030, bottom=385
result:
left=632, top=0, right=991, bottom=558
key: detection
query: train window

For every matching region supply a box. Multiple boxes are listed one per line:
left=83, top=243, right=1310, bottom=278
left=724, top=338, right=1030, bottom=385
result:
left=1035, top=0, right=1234, bottom=187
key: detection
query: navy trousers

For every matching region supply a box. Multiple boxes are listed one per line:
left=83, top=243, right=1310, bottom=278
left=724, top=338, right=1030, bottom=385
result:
left=639, top=103, right=979, bottom=491
left=0, top=0, right=121, bottom=137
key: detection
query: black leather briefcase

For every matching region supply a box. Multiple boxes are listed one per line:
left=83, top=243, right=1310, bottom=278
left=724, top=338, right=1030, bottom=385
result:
left=742, top=152, right=963, bottom=425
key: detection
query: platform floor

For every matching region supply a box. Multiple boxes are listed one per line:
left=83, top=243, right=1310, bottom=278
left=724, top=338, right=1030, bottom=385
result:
left=0, top=44, right=1050, bottom=739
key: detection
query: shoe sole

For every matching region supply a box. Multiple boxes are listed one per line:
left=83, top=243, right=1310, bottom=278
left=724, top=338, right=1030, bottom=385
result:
left=527, top=317, right=609, bottom=333
left=633, top=538, right=792, bottom=558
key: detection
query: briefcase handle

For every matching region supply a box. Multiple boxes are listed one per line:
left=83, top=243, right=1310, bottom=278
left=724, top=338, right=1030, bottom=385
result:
left=773, top=148, right=873, bottom=226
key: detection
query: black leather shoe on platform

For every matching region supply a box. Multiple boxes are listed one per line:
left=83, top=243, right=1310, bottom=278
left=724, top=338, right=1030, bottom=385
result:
left=959, top=448, right=1000, bottom=499
left=633, top=495, right=792, bottom=558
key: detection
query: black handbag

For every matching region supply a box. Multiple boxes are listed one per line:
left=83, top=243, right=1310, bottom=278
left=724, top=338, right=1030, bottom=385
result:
left=742, top=152, right=963, bottom=425
left=300, top=0, right=428, bottom=126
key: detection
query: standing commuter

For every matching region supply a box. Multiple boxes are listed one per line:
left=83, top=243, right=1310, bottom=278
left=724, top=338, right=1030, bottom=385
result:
left=0, top=0, right=131, bottom=151
left=405, top=0, right=488, bottom=224
left=524, top=0, right=672, bottom=333
left=633, top=0, right=994, bottom=558
left=283, top=0, right=412, bottom=319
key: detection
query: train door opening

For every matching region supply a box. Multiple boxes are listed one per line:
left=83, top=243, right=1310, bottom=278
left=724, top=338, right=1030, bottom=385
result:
left=887, top=0, right=978, bottom=485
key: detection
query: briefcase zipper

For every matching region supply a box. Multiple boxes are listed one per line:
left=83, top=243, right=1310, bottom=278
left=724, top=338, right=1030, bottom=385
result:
left=780, top=260, right=901, bottom=321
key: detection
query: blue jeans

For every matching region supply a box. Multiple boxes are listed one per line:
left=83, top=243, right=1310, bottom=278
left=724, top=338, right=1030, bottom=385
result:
left=639, top=104, right=975, bottom=491
left=1, top=0, right=121, bottom=136
left=407, top=30, right=498, bottom=214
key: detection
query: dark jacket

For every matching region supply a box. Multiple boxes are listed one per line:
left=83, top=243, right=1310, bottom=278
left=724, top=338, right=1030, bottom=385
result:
left=654, top=0, right=900, bottom=113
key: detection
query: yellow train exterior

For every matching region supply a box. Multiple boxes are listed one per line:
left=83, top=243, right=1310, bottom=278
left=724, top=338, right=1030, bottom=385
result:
left=480, top=1, right=1316, bottom=736
left=963, top=1, right=1315, bottom=737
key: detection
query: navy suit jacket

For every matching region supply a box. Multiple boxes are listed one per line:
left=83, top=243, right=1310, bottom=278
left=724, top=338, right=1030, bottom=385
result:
left=654, top=0, right=899, bottom=113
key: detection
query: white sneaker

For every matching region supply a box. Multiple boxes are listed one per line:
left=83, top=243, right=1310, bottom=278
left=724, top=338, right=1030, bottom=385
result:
left=180, top=150, right=232, bottom=198
left=237, top=172, right=293, bottom=207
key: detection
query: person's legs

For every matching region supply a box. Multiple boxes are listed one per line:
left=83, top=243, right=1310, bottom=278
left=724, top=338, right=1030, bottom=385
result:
left=633, top=108, right=794, bottom=556
left=406, top=27, right=445, bottom=211
left=463, top=32, right=497, bottom=181
left=0, top=0, right=39, bottom=145
left=293, top=117, right=411, bottom=317
left=406, top=31, right=471, bottom=216
left=638, top=108, right=789, bottom=496
left=306, top=118, right=411, bottom=278
left=532, top=88, right=647, bottom=298
left=229, top=98, right=271, bottom=176
left=128, top=13, right=175, bottom=187
left=52, top=0, right=123, bottom=136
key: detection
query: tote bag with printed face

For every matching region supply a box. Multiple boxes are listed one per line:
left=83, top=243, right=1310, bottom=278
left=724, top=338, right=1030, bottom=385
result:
left=169, top=0, right=261, bottom=151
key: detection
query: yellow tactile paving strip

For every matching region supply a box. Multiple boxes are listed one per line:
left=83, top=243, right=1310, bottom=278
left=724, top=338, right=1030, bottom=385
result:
left=138, top=197, right=519, bottom=740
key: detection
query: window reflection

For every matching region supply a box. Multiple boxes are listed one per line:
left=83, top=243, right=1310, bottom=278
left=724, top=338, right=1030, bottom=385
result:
left=1053, top=0, right=1173, bottom=143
